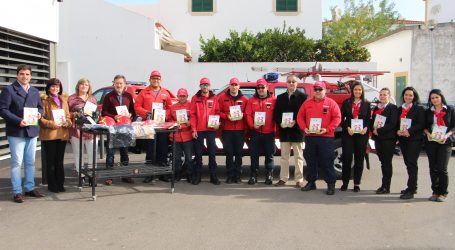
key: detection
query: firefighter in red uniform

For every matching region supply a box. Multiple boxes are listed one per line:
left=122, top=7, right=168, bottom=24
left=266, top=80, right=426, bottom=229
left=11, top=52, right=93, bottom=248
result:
left=245, top=79, right=277, bottom=185
left=190, top=77, right=221, bottom=185
left=134, top=70, right=174, bottom=183
left=297, top=81, right=341, bottom=195
left=167, top=88, right=193, bottom=182
left=218, top=77, right=249, bottom=183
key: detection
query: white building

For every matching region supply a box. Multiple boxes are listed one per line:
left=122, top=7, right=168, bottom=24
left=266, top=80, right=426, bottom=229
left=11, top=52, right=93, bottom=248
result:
left=122, top=0, right=322, bottom=60
left=0, top=0, right=61, bottom=157
left=363, top=22, right=455, bottom=105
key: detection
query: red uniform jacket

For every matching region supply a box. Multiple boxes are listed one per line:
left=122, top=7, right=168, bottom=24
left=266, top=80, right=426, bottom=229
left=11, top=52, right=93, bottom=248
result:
left=245, top=92, right=276, bottom=134
left=297, top=96, right=341, bottom=138
left=101, top=90, right=136, bottom=119
left=189, top=90, right=220, bottom=132
left=134, top=86, right=173, bottom=119
left=168, top=101, right=192, bottom=142
left=218, top=90, right=248, bottom=131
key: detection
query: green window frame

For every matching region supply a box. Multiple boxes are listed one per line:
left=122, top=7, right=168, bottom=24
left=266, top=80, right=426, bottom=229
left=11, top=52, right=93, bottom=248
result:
left=276, top=0, right=298, bottom=12
left=192, top=0, right=213, bottom=12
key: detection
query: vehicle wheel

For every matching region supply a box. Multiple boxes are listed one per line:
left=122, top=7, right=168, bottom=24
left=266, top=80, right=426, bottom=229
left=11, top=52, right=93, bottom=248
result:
left=333, top=139, right=343, bottom=179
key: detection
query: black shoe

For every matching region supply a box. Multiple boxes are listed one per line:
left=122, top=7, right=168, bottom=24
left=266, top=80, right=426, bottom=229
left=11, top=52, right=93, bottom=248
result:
left=210, top=174, right=220, bottom=185
left=58, top=186, right=66, bottom=192
left=226, top=176, right=234, bottom=184
left=234, top=176, right=242, bottom=184
left=376, top=187, right=390, bottom=194
left=400, top=192, right=414, bottom=200
left=48, top=188, right=59, bottom=193
left=248, top=176, right=257, bottom=185
left=301, top=182, right=316, bottom=192
left=340, top=184, right=348, bottom=191
left=143, top=176, right=154, bottom=183
left=326, top=183, right=335, bottom=195
left=159, top=175, right=171, bottom=182
left=192, top=173, right=201, bottom=185
left=186, top=173, right=192, bottom=183
left=353, top=185, right=360, bottom=192
left=400, top=188, right=417, bottom=195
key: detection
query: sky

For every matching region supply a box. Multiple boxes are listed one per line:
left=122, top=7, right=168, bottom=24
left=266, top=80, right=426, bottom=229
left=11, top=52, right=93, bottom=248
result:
left=106, top=0, right=425, bottom=21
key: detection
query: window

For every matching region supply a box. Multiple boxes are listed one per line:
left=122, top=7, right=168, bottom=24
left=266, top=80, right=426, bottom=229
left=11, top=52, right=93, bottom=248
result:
left=276, top=0, right=298, bottom=12
left=192, top=0, right=213, bottom=12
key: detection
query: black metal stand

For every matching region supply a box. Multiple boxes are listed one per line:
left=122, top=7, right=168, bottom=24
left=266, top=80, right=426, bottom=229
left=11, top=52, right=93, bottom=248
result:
left=77, top=126, right=177, bottom=201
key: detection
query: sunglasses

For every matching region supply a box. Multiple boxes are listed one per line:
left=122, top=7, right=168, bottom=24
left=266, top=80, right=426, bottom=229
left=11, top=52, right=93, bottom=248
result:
left=287, top=81, right=297, bottom=83
left=314, top=88, right=324, bottom=92
left=200, top=84, right=210, bottom=87
left=230, top=83, right=239, bottom=86
left=256, top=86, right=266, bottom=90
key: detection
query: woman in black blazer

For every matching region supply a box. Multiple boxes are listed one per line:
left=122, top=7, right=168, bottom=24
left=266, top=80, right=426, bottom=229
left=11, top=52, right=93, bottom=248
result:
left=396, top=87, right=425, bottom=200
left=423, top=89, right=455, bottom=202
left=340, top=82, right=371, bottom=192
left=371, top=87, right=398, bottom=194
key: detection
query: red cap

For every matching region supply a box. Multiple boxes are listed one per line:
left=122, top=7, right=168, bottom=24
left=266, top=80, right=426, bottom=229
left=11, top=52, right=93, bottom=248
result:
left=150, top=70, right=161, bottom=78
left=200, top=77, right=210, bottom=85
left=229, top=77, right=240, bottom=85
left=314, top=81, right=326, bottom=89
left=256, top=78, right=267, bottom=86
left=177, top=88, right=188, bottom=96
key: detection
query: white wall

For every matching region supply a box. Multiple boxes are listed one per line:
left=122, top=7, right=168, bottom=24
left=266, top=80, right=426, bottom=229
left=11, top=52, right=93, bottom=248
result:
left=122, top=0, right=322, bottom=59
left=428, top=0, right=455, bottom=24
left=364, top=30, right=413, bottom=97
left=1, top=0, right=59, bottom=42
left=58, top=0, right=185, bottom=94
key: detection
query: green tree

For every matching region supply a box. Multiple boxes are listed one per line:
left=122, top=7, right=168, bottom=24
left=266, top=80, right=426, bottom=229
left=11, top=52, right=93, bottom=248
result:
left=323, top=0, right=400, bottom=45
left=199, top=23, right=370, bottom=62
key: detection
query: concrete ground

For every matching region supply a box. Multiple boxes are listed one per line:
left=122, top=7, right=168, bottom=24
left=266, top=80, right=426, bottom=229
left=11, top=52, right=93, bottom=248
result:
left=0, top=145, right=454, bottom=250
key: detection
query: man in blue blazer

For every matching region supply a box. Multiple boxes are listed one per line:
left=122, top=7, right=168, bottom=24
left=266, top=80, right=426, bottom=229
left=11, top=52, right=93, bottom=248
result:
left=0, top=64, right=45, bottom=203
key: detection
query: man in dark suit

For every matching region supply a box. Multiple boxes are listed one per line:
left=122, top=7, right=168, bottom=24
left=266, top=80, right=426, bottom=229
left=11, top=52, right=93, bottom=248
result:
left=273, top=74, right=307, bottom=188
left=0, top=64, right=45, bottom=203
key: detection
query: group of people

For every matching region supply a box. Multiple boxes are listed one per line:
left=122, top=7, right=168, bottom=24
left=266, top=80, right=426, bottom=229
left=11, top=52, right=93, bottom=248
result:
left=0, top=65, right=453, bottom=204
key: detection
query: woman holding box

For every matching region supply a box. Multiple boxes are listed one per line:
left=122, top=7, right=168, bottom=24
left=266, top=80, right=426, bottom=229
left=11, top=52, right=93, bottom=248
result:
left=424, top=89, right=455, bottom=202
left=39, top=78, right=72, bottom=193
left=371, top=88, right=398, bottom=194
left=340, top=82, right=371, bottom=192
left=396, top=87, right=425, bottom=200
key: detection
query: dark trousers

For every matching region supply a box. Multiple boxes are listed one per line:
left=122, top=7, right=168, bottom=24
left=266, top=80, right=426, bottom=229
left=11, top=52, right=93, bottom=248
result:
left=341, top=133, right=368, bottom=185
left=193, top=131, right=217, bottom=174
left=222, top=130, right=244, bottom=177
left=42, top=140, right=67, bottom=191
left=375, top=139, right=396, bottom=190
left=145, top=132, right=169, bottom=164
left=304, top=136, right=336, bottom=183
left=175, top=140, right=194, bottom=175
left=106, top=147, right=129, bottom=167
left=248, top=131, right=275, bottom=176
left=399, top=139, right=422, bottom=192
left=425, top=142, right=451, bottom=195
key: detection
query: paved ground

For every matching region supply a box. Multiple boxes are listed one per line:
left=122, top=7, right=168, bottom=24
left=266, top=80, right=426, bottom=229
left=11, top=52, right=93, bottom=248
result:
left=0, top=145, right=454, bottom=250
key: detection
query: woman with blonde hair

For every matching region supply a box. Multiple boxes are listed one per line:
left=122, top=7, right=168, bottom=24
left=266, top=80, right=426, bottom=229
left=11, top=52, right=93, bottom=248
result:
left=68, top=78, right=98, bottom=185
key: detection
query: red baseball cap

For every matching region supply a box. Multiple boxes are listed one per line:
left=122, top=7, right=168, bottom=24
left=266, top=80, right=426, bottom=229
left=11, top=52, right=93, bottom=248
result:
left=200, top=77, right=210, bottom=85
left=177, top=88, right=188, bottom=96
left=229, top=77, right=240, bottom=85
left=256, top=78, right=268, bottom=86
left=314, top=81, right=326, bottom=89
left=150, top=70, right=161, bottom=78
